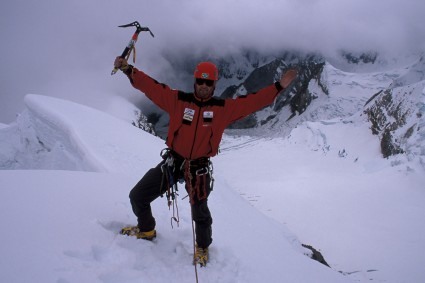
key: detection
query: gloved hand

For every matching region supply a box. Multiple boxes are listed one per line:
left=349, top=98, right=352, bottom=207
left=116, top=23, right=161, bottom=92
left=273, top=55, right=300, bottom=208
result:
left=280, top=69, right=298, bottom=89
left=114, top=57, right=131, bottom=72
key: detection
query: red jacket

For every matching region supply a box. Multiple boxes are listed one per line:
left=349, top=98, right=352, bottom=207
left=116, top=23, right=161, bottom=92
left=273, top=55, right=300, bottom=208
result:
left=129, top=68, right=284, bottom=160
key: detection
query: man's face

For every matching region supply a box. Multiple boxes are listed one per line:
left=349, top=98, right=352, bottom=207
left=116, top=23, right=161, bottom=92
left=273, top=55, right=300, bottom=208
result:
left=194, top=78, right=216, bottom=100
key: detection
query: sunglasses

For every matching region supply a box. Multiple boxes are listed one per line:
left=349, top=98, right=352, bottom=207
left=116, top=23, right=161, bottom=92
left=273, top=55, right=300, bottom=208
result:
left=196, top=78, right=215, bottom=87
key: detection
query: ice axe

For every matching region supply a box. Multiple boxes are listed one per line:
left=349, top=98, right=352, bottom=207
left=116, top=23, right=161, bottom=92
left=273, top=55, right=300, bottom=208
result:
left=111, top=21, right=154, bottom=75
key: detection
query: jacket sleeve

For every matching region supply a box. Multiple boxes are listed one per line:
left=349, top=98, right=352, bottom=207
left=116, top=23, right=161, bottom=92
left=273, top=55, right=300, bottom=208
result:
left=127, top=67, right=178, bottom=113
left=224, top=82, right=284, bottom=124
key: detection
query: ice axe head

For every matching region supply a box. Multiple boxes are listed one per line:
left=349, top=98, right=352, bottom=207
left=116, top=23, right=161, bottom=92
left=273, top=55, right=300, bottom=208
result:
left=118, top=21, right=154, bottom=37
left=111, top=21, right=154, bottom=75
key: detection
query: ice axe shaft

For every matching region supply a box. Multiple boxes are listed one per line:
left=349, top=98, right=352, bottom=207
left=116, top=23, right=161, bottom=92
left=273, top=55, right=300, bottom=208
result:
left=111, top=21, right=154, bottom=75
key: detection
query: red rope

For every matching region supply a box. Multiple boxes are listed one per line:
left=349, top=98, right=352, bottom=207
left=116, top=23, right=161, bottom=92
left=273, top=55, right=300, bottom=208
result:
left=184, top=160, right=209, bottom=205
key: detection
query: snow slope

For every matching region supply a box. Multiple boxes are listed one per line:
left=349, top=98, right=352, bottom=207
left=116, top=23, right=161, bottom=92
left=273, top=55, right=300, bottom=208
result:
left=0, top=95, right=350, bottom=283
left=216, top=122, right=425, bottom=282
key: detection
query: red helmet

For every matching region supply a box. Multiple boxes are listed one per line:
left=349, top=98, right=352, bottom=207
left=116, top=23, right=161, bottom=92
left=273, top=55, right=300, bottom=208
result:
left=194, top=62, right=219, bottom=81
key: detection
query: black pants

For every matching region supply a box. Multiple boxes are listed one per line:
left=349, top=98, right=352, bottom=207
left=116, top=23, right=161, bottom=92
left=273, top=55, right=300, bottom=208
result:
left=129, top=160, right=213, bottom=248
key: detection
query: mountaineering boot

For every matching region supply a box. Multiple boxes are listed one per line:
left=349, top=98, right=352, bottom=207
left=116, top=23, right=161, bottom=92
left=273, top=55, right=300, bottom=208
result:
left=120, top=226, right=157, bottom=241
left=193, top=245, right=209, bottom=267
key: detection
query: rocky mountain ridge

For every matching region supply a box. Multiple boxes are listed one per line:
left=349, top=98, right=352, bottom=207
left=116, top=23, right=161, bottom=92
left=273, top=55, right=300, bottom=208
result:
left=364, top=57, right=425, bottom=160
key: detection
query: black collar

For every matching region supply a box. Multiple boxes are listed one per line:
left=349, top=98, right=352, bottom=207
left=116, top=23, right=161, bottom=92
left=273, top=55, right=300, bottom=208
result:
left=178, top=91, right=225, bottom=107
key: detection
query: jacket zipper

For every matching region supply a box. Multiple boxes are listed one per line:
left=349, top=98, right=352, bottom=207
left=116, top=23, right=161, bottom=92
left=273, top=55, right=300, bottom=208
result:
left=189, top=105, right=202, bottom=160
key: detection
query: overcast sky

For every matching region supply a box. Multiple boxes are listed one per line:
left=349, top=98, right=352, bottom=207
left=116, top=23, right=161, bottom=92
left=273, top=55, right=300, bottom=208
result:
left=1, top=0, right=424, bottom=123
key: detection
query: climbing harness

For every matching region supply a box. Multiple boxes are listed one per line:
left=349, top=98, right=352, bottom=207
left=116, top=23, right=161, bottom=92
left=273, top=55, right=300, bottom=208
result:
left=159, top=149, right=215, bottom=209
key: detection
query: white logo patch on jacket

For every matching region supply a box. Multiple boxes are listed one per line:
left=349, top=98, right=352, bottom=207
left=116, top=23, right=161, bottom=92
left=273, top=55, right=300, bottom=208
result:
left=203, top=111, right=213, bottom=123
left=183, top=108, right=195, bottom=124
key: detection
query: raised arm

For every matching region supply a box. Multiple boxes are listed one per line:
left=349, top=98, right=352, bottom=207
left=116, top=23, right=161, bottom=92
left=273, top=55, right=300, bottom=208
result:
left=224, top=68, right=298, bottom=123
left=114, top=57, right=179, bottom=113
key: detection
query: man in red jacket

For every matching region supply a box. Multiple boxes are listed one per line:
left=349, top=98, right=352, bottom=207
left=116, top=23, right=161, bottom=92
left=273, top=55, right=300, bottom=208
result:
left=114, top=57, right=297, bottom=266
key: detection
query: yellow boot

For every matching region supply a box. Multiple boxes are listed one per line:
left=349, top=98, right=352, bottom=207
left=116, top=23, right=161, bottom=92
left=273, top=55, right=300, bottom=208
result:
left=193, top=245, right=209, bottom=267
left=120, top=226, right=157, bottom=241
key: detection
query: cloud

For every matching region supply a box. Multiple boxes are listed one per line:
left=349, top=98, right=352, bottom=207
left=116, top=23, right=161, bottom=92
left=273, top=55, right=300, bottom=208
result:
left=1, top=0, right=424, bottom=123
left=138, top=0, right=425, bottom=57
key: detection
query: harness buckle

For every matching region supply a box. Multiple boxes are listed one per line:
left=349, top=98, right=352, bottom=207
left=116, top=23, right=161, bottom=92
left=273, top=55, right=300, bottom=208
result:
left=195, top=167, right=209, bottom=176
